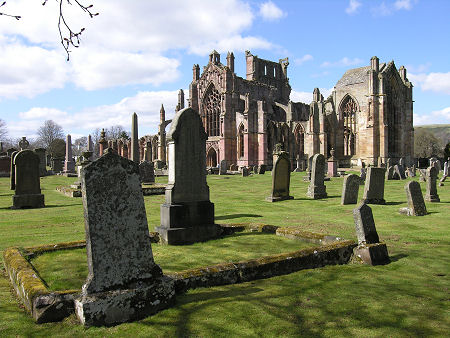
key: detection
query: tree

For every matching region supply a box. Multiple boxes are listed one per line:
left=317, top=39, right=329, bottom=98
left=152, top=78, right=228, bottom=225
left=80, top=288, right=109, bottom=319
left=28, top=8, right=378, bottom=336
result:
left=49, top=138, right=66, bottom=158
left=37, top=120, right=65, bottom=153
left=73, top=136, right=87, bottom=156
left=414, top=129, right=443, bottom=158
left=0, top=119, right=7, bottom=142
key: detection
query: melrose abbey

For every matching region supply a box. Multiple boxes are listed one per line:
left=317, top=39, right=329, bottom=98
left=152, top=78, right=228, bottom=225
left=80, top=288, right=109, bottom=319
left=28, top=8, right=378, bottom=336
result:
left=123, top=50, right=414, bottom=169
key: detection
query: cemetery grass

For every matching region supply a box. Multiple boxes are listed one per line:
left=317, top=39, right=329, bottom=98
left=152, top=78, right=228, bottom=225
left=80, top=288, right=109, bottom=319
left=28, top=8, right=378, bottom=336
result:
left=0, top=173, right=448, bottom=337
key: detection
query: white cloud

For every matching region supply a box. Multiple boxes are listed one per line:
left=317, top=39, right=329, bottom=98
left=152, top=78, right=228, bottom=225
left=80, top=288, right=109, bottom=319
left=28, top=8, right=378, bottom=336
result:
left=394, top=0, right=413, bottom=10
left=372, top=0, right=416, bottom=16
left=346, top=0, right=362, bottom=15
left=7, top=90, right=184, bottom=139
left=321, top=57, right=363, bottom=68
left=291, top=88, right=333, bottom=103
left=0, top=0, right=277, bottom=97
left=259, top=1, right=286, bottom=21
left=409, top=72, right=450, bottom=95
left=0, top=38, right=69, bottom=99
left=295, top=54, right=313, bottom=66
left=414, top=107, right=450, bottom=126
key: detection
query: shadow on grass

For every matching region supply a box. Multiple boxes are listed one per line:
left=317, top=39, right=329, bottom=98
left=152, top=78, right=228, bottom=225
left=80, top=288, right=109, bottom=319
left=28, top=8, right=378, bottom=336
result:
left=215, top=214, right=262, bottom=220
left=385, top=201, right=404, bottom=206
left=389, top=253, right=408, bottom=262
left=45, top=204, right=79, bottom=208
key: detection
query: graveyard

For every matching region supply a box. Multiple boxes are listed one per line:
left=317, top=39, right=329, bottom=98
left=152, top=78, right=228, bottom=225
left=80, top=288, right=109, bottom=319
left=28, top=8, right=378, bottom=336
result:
left=0, top=165, right=449, bottom=336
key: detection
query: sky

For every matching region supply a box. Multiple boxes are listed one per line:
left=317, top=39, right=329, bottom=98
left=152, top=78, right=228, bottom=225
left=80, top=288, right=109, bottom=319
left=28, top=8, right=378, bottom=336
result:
left=0, top=0, right=449, bottom=142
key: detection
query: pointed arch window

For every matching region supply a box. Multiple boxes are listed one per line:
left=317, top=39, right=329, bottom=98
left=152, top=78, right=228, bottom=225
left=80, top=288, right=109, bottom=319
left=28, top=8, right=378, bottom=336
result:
left=295, top=124, right=305, bottom=158
left=238, top=124, right=245, bottom=158
left=201, top=85, right=221, bottom=137
left=341, top=96, right=357, bottom=156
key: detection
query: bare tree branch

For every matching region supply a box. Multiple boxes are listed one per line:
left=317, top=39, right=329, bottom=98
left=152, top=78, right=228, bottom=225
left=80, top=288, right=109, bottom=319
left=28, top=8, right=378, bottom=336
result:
left=0, top=1, right=21, bottom=20
left=43, top=0, right=99, bottom=61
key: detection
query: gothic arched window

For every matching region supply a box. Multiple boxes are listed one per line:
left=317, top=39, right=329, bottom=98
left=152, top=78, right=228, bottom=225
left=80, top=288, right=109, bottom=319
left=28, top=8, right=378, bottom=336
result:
left=202, top=85, right=221, bottom=137
left=341, top=96, right=357, bottom=156
left=238, top=124, right=245, bottom=158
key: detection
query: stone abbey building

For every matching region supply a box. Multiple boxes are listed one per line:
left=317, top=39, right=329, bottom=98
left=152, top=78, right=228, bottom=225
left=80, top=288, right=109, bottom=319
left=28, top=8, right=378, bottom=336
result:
left=112, top=50, right=414, bottom=168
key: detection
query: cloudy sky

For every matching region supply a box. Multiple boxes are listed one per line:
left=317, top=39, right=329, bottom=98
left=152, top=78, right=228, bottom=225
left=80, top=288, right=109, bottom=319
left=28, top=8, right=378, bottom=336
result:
left=1, top=0, right=449, bottom=141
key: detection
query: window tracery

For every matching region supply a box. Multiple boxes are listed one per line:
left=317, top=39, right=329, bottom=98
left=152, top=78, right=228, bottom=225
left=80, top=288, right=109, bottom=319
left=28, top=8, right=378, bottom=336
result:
left=202, top=86, right=221, bottom=137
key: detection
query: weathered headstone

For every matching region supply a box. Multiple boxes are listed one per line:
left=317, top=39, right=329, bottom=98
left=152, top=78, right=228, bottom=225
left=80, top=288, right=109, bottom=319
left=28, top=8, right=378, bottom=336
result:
left=306, top=154, right=327, bottom=199
left=34, top=148, right=47, bottom=177
left=156, top=108, right=220, bottom=245
left=131, top=113, right=139, bottom=163
left=425, top=166, right=440, bottom=202
left=362, top=167, right=386, bottom=204
left=219, top=159, right=227, bottom=175
left=18, top=137, right=29, bottom=150
left=392, top=165, right=404, bottom=180
left=419, top=169, right=427, bottom=182
left=154, top=159, right=164, bottom=170
left=6, top=148, right=17, bottom=157
left=359, top=167, right=367, bottom=184
left=64, top=134, right=75, bottom=174
left=74, top=149, right=174, bottom=326
left=139, top=161, right=155, bottom=184
left=242, top=167, right=249, bottom=177
left=51, top=158, right=63, bottom=173
left=303, top=155, right=314, bottom=182
left=266, top=152, right=293, bottom=202
left=341, top=174, right=360, bottom=205
left=399, top=181, right=427, bottom=216
left=12, top=150, right=45, bottom=209
left=257, top=164, right=266, bottom=175
left=229, top=164, right=238, bottom=171
left=0, top=155, right=10, bottom=177
left=10, top=151, right=18, bottom=189
left=352, top=202, right=389, bottom=265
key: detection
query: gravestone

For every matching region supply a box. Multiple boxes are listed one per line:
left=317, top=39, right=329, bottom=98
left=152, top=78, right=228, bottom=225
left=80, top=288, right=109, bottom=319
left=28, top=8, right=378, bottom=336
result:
left=359, top=167, right=367, bottom=185
left=143, top=141, right=152, bottom=162
left=399, top=181, right=427, bottom=216
left=306, top=154, right=327, bottom=199
left=219, top=160, right=227, bottom=175
left=440, top=161, right=448, bottom=185
left=34, top=148, right=47, bottom=177
left=341, top=174, right=360, bottom=205
left=294, top=155, right=302, bottom=172
left=154, top=159, right=164, bottom=169
left=229, top=164, right=238, bottom=171
left=303, top=155, right=314, bottom=182
left=139, top=161, right=155, bottom=184
left=242, top=167, right=249, bottom=177
left=362, top=167, right=386, bottom=204
left=63, top=134, right=76, bottom=174
left=385, top=165, right=394, bottom=180
left=12, top=150, right=45, bottom=209
left=327, top=148, right=338, bottom=177
left=425, top=166, right=440, bottom=202
left=257, top=164, right=266, bottom=175
left=19, top=137, right=30, bottom=150
left=51, top=158, right=63, bottom=173
left=0, top=155, right=10, bottom=177
left=419, top=169, right=427, bottom=182
left=266, top=151, right=293, bottom=202
left=156, top=108, right=220, bottom=245
left=392, top=165, right=405, bottom=180
left=74, top=149, right=174, bottom=326
left=131, top=113, right=139, bottom=163
left=10, top=151, right=18, bottom=190
left=352, top=202, right=390, bottom=265
left=6, top=148, right=17, bottom=157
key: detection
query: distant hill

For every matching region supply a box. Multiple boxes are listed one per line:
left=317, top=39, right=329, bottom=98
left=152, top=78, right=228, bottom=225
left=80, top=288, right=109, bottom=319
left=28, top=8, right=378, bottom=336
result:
left=414, top=124, right=450, bottom=146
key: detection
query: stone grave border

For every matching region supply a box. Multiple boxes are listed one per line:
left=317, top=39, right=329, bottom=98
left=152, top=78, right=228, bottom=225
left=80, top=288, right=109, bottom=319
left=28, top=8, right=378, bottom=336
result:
left=56, top=186, right=82, bottom=198
left=55, top=183, right=168, bottom=198
left=3, top=224, right=359, bottom=324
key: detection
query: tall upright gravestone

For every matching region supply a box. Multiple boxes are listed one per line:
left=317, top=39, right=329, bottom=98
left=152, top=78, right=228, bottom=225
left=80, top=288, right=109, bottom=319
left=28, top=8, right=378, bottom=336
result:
left=425, top=166, right=440, bottom=202
left=12, top=150, right=45, bottom=209
left=399, top=181, right=427, bottom=216
left=139, top=161, right=155, bottom=184
left=63, top=134, right=75, bottom=174
left=362, top=167, right=386, bottom=204
left=306, top=154, right=327, bottom=199
left=266, top=152, right=293, bottom=202
left=156, top=108, right=221, bottom=245
left=10, top=151, right=18, bottom=189
left=34, top=148, right=47, bottom=176
left=75, top=149, right=175, bottom=326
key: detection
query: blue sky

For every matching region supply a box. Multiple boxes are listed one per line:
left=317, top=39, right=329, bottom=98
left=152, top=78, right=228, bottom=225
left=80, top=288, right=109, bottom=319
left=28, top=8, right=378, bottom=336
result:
left=0, top=0, right=449, bottom=141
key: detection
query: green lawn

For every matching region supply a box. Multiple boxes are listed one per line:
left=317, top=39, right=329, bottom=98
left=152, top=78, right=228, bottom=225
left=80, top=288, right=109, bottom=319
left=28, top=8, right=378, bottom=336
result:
left=0, top=171, right=449, bottom=337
